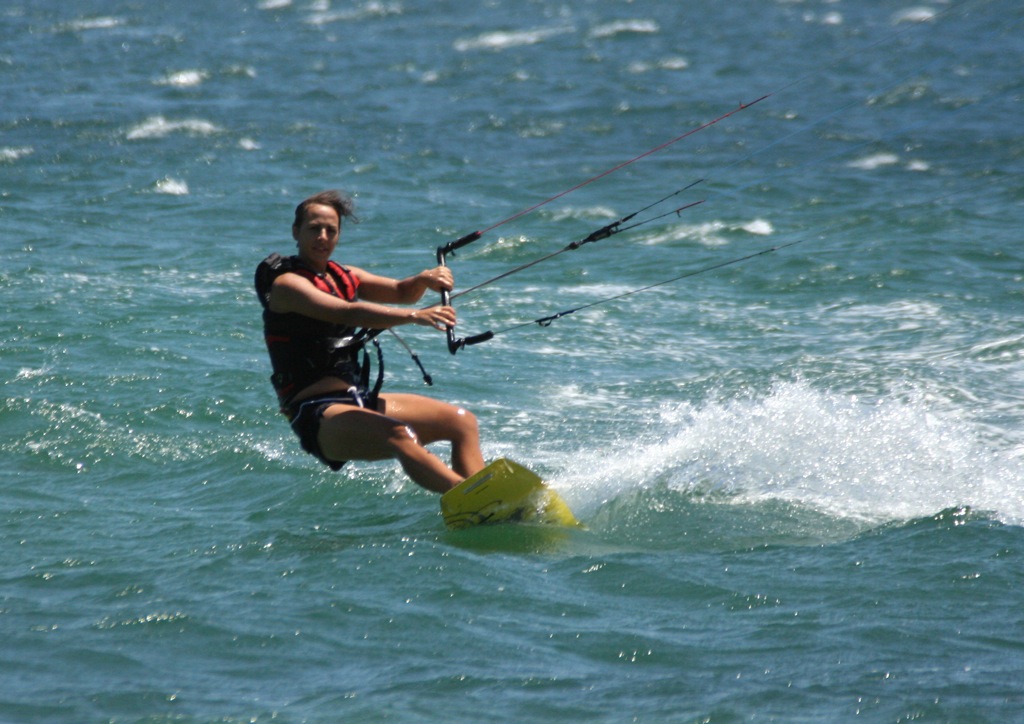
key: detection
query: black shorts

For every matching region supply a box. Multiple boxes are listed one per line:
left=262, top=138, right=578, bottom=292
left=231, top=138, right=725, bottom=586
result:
left=287, top=391, right=374, bottom=471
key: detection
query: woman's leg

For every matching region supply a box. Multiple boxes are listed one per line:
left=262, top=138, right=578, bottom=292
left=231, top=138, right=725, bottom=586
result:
left=375, top=393, right=485, bottom=478
left=314, top=394, right=484, bottom=493
left=316, top=405, right=460, bottom=492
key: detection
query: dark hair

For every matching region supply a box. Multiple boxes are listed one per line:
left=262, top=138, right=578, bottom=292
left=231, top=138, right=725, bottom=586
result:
left=293, top=190, right=358, bottom=229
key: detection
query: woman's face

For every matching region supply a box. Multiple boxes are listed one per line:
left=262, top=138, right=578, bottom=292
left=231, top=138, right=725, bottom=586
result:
left=292, top=203, right=341, bottom=269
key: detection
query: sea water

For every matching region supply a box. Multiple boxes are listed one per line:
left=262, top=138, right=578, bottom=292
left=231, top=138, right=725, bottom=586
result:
left=2, top=0, right=1023, bottom=721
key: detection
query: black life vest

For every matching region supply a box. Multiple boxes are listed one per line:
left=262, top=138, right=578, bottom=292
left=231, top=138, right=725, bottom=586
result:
left=255, top=253, right=380, bottom=412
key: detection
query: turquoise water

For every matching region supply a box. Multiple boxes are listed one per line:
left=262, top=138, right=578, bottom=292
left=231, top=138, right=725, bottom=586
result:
left=3, top=0, right=1023, bottom=720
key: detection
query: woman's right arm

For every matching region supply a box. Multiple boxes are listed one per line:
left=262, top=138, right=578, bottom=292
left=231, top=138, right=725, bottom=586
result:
left=269, top=273, right=455, bottom=331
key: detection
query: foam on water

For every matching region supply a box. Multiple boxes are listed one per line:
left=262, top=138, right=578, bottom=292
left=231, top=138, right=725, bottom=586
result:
left=305, top=1, right=403, bottom=26
left=554, top=381, right=1024, bottom=529
left=156, top=70, right=209, bottom=88
left=125, top=117, right=223, bottom=141
left=640, top=218, right=776, bottom=247
left=56, top=17, right=124, bottom=33
left=892, top=7, right=939, bottom=24
left=1, top=146, right=34, bottom=162
left=454, top=26, right=575, bottom=52
left=154, top=177, right=189, bottom=195
left=588, top=20, right=660, bottom=40
left=847, top=152, right=901, bottom=171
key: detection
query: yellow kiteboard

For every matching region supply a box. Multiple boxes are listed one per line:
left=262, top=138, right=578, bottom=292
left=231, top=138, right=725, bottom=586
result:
left=441, top=458, right=579, bottom=530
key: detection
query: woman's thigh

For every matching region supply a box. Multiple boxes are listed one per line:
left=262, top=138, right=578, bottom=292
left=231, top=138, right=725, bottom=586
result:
left=316, top=405, right=411, bottom=463
left=375, top=393, right=474, bottom=445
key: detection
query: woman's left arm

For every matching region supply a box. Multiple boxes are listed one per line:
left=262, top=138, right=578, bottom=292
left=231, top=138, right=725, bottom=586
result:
left=353, top=265, right=454, bottom=304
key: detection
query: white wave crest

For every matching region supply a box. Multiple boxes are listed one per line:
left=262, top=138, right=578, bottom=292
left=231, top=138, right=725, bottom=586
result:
left=157, top=70, right=209, bottom=88
left=892, top=7, right=938, bottom=24
left=59, top=17, right=124, bottom=32
left=847, top=152, right=900, bottom=170
left=546, top=206, right=618, bottom=222
left=126, top=116, right=223, bottom=140
left=1, top=146, right=34, bottom=162
left=306, top=2, right=403, bottom=25
left=644, top=218, right=774, bottom=246
left=455, top=26, right=573, bottom=52
left=556, top=381, right=1024, bottom=527
left=154, top=177, right=189, bottom=195
left=589, top=20, right=660, bottom=39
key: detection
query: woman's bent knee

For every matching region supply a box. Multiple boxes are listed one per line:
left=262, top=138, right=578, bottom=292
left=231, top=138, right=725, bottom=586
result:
left=448, top=406, right=478, bottom=436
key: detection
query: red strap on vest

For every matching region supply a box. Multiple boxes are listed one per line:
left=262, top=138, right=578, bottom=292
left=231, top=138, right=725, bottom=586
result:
left=290, top=261, right=359, bottom=301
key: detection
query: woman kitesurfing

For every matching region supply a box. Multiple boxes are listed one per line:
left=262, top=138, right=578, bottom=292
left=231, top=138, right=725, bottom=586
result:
left=251, top=35, right=909, bottom=493
left=255, top=190, right=486, bottom=493
left=255, top=103, right=781, bottom=494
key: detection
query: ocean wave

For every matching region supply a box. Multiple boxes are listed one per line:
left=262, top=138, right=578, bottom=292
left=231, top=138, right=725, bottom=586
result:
left=454, top=26, right=574, bottom=52
left=555, top=381, right=1024, bottom=528
left=892, top=7, right=938, bottom=24
left=1, top=146, right=33, bottom=162
left=56, top=17, right=125, bottom=33
left=847, top=152, right=901, bottom=170
left=125, top=116, right=223, bottom=140
left=845, top=152, right=929, bottom=172
left=588, top=20, right=660, bottom=40
left=94, top=611, right=190, bottom=630
left=642, top=218, right=775, bottom=246
left=625, top=56, right=692, bottom=74
left=803, top=11, right=844, bottom=26
left=545, top=206, right=619, bottom=222
left=154, top=177, right=190, bottom=195
left=306, top=2, right=404, bottom=26
left=156, top=69, right=209, bottom=88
